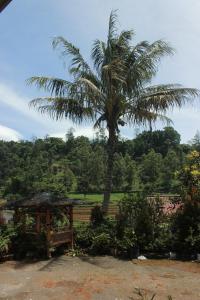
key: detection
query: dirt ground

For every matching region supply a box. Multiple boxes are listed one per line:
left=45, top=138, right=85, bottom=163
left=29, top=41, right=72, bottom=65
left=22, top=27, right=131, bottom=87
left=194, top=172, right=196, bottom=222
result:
left=0, top=256, right=200, bottom=300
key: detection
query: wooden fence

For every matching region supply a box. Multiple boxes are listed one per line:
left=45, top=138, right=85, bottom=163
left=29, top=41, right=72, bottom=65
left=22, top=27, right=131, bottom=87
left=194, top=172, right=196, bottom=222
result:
left=73, top=194, right=181, bottom=222
left=73, top=204, right=119, bottom=222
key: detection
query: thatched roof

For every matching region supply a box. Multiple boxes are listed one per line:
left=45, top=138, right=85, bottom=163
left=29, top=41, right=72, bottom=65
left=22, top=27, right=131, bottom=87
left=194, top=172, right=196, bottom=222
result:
left=4, top=192, right=83, bottom=209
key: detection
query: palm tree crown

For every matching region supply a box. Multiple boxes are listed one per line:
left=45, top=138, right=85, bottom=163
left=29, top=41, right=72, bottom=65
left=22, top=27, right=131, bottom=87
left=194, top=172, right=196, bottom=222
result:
left=28, top=10, right=199, bottom=211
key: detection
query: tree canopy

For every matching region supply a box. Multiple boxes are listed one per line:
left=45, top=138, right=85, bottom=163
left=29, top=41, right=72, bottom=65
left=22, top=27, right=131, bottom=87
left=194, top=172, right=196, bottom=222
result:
left=0, top=127, right=199, bottom=201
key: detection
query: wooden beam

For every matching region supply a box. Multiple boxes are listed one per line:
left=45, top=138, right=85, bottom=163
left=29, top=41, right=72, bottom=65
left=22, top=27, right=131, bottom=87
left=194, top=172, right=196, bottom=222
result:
left=36, top=212, right=41, bottom=233
left=0, top=0, right=12, bottom=13
left=69, top=206, right=74, bottom=249
left=46, top=209, right=51, bottom=258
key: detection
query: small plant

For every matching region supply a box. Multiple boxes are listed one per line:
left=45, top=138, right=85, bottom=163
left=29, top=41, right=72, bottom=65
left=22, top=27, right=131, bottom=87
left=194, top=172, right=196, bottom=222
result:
left=130, top=288, right=173, bottom=300
left=170, top=202, right=200, bottom=255
left=177, top=150, right=200, bottom=201
left=91, top=232, right=111, bottom=254
left=130, top=288, right=156, bottom=300
left=65, top=247, right=86, bottom=257
left=90, top=205, right=104, bottom=226
left=117, top=193, right=170, bottom=254
left=0, top=224, right=17, bottom=258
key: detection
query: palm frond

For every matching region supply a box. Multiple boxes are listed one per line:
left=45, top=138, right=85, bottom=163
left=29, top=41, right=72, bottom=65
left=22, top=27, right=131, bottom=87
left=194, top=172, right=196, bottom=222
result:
left=117, top=30, right=134, bottom=50
left=139, top=85, right=199, bottom=112
left=30, top=97, right=95, bottom=123
left=130, top=40, right=174, bottom=83
left=52, top=36, right=91, bottom=74
left=127, top=108, right=172, bottom=127
left=77, top=78, right=103, bottom=98
left=27, top=76, right=72, bottom=97
left=80, top=70, right=101, bottom=89
left=94, top=114, right=107, bottom=129
left=108, top=10, right=118, bottom=41
left=92, top=39, right=106, bottom=71
left=132, top=41, right=151, bottom=56
left=102, top=56, right=128, bottom=91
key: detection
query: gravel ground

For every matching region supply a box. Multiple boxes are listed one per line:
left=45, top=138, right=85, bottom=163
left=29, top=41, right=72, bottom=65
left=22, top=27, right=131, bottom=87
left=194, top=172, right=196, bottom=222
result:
left=0, top=256, right=200, bottom=300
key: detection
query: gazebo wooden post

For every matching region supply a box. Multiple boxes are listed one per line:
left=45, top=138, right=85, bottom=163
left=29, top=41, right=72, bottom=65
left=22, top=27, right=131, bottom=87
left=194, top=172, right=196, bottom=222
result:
left=13, top=208, right=20, bottom=225
left=69, top=205, right=74, bottom=249
left=36, top=211, right=40, bottom=233
left=46, top=208, right=51, bottom=258
left=22, top=211, right=27, bottom=233
left=16, top=209, right=26, bottom=233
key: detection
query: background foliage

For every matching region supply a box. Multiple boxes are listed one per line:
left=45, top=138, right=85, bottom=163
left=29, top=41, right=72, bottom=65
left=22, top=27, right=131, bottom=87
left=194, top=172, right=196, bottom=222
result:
left=0, top=126, right=199, bottom=201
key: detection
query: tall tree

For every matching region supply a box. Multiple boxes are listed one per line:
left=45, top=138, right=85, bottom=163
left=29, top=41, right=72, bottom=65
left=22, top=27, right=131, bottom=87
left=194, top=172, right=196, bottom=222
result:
left=139, top=150, right=163, bottom=193
left=28, top=11, right=198, bottom=212
left=191, top=131, right=200, bottom=151
left=133, top=127, right=181, bottom=157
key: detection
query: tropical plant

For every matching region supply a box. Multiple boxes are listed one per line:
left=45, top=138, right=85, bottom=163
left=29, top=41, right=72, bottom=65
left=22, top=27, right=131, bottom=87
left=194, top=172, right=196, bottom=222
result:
left=171, top=202, right=200, bottom=254
left=117, top=193, right=171, bottom=253
left=27, top=10, right=198, bottom=212
left=0, top=224, right=17, bottom=258
left=177, top=150, right=200, bottom=201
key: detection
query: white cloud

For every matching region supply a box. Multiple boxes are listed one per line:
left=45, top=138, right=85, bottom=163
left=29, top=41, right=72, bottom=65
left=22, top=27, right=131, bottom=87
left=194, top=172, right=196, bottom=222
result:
left=50, top=126, right=99, bottom=140
left=0, top=124, right=22, bottom=141
left=73, top=127, right=98, bottom=138
left=0, top=82, right=74, bottom=134
left=0, top=82, right=48, bottom=125
left=0, top=82, right=96, bottom=138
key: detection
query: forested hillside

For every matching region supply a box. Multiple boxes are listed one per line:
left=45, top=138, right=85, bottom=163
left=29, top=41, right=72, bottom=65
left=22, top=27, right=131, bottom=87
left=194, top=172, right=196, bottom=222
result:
left=0, top=127, right=199, bottom=201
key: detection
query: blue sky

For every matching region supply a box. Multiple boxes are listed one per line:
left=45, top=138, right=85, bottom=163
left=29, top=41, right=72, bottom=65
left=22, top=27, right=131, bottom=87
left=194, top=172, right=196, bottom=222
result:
left=0, top=0, right=200, bottom=142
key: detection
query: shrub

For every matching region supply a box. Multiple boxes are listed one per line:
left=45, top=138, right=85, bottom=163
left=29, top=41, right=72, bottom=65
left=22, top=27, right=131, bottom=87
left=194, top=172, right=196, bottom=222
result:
left=114, top=227, right=137, bottom=256
left=0, top=224, right=17, bottom=258
left=90, top=232, right=111, bottom=254
left=177, top=150, right=200, bottom=201
left=75, top=223, right=94, bottom=250
left=75, top=217, right=117, bottom=255
left=117, top=193, right=171, bottom=253
left=171, top=202, right=200, bottom=255
left=90, top=205, right=104, bottom=227
left=12, top=232, right=47, bottom=259
left=75, top=193, right=172, bottom=257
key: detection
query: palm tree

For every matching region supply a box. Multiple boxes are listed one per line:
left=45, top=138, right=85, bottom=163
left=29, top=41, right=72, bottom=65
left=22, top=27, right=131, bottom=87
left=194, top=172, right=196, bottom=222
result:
left=28, top=10, right=198, bottom=212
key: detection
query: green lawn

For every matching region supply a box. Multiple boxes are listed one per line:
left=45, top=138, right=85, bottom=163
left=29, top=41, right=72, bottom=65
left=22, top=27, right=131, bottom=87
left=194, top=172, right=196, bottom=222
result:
left=68, top=193, right=125, bottom=203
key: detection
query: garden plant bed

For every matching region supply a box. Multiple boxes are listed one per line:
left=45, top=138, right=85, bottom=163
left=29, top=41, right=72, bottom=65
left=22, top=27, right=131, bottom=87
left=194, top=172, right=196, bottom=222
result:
left=0, top=256, right=200, bottom=300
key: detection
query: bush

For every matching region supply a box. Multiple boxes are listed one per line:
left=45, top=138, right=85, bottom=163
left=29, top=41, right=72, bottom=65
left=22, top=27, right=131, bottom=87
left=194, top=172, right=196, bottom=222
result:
left=75, top=218, right=116, bottom=255
left=75, top=223, right=94, bottom=250
left=75, top=193, right=172, bottom=257
left=90, top=232, right=111, bottom=254
left=118, top=193, right=170, bottom=253
left=90, top=205, right=104, bottom=226
left=113, top=227, right=137, bottom=256
left=171, top=202, right=200, bottom=255
left=12, top=232, right=47, bottom=259
left=0, top=224, right=17, bottom=258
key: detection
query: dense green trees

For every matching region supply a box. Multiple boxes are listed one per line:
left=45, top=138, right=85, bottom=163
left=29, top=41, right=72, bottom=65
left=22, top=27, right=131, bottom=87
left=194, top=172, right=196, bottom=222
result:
left=132, top=127, right=181, bottom=157
left=191, top=131, right=200, bottom=151
left=0, top=127, right=198, bottom=201
left=139, top=150, right=163, bottom=193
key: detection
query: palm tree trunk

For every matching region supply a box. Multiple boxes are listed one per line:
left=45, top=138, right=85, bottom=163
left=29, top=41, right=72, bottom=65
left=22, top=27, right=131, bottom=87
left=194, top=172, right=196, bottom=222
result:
left=102, top=125, right=117, bottom=213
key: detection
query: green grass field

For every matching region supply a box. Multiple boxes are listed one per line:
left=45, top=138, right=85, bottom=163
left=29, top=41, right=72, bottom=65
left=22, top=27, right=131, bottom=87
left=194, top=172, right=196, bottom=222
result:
left=68, top=193, right=125, bottom=203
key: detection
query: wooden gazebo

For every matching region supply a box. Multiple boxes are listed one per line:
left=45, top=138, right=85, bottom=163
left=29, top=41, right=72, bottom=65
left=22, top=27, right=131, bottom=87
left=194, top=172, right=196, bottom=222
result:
left=4, top=193, right=76, bottom=258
